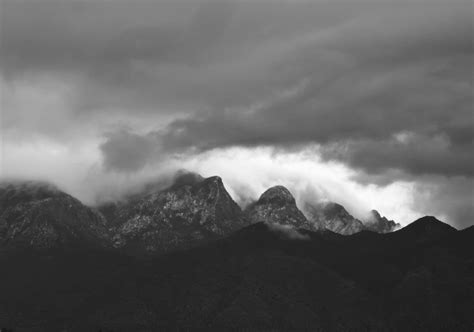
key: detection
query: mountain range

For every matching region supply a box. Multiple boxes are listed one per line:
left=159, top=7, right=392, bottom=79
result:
left=0, top=172, right=400, bottom=252
left=0, top=173, right=472, bottom=331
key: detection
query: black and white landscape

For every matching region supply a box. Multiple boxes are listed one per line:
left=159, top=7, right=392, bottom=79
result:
left=0, top=0, right=473, bottom=331
left=0, top=175, right=472, bottom=331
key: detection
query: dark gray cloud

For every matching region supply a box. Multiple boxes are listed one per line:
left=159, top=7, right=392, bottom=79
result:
left=100, top=129, right=160, bottom=172
left=79, top=1, right=472, bottom=179
left=4, top=0, right=469, bottom=117
left=321, top=134, right=474, bottom=178
left=1, top=0, right=472, bottom=228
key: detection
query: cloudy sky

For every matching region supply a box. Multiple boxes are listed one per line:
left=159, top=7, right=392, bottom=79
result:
left=1, top=0, right=472, bottom=228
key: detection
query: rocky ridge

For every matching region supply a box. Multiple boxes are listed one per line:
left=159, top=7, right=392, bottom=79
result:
left=304, top=201, right=366, bottom=235
left=100, top=173, right=249, bottom=252
left=0, top=174, right=404, bottom=252
left=363, top=209, right=401, bottom=233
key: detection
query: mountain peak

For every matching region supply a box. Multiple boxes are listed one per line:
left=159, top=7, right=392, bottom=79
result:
left=369, top=209, right=382, bottom=219
left=101, top=173, right=248, bottom=253
left=246, top=185, right=310, bottom=229
left=414, top=215, right=442, bottom=223
left=393, top=216, right=457, bottom=241
left=202, top=175, right=223, bottom=186
left=170, top=172, right=224, bottom=191
left=363, top=209, right=400, bottom=233
left=322, top=202, right=351, bottom=216
left=170, top=171, right=205, bottom=188
left=408, top=216, right=456, bottom=231
left=257, top=185, right=296, bottom=205
left=304, top=201, right=365, bottom=235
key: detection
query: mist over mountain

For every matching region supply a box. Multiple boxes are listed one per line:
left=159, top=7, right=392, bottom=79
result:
left=0, top=172, right=440, bottom=253
left=363, top=210, right=401, bottom=233
left=1, top=0, right=472, bottom=330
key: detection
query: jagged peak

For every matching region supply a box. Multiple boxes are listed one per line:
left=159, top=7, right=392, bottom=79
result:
left=257, top=185, right=296, bottom=205
left=369, top=209, right=382, bottom=218
left=170, top=171, right=225, bottom=190
left=203, top=175, right=223, bottom=185
left=365, top=209, right=390, bottom=224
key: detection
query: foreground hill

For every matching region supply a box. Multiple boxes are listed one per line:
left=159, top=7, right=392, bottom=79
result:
left=0, top=217, right=472, bottom=331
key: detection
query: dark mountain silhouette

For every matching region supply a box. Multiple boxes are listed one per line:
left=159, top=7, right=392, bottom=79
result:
left=397, top=215, right=456, bottom=232
left=245, top=185, right=312, bottom=229
left=0, top=218, right=472, bottom=331
left=98, top=172, right=249, bottom=253
left=386, top=216, right=457, bottom=244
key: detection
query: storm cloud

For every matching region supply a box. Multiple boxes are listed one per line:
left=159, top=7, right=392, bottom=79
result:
left=1, top=0, right=473, bottom=228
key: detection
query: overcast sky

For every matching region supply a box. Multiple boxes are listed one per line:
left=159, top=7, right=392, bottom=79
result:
left=1, top=0, right=472, bottom=228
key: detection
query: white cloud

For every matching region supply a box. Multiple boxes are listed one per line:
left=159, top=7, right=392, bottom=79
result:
left=0, top=141, right=419, bottom=225
left=180, top=146, right=419, bottom=225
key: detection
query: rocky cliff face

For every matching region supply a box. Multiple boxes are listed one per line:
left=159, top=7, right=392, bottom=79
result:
left=363, top=209, right=401, bottom=233
left=304, top=201, right=366, bottom=235
left=100, top=173, right=249, bottom=253
left=245, top=186, right=312, bottom=229
left=0, top=181, right=110, bottom=249
left=245, top=187, right=400, bottom=236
